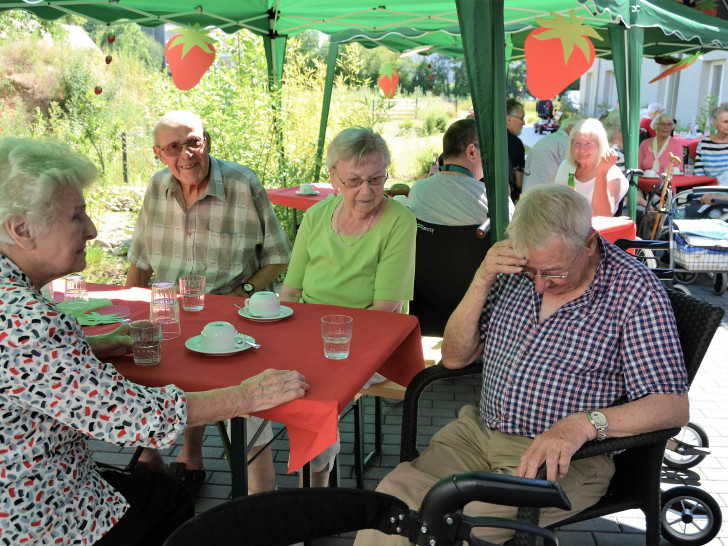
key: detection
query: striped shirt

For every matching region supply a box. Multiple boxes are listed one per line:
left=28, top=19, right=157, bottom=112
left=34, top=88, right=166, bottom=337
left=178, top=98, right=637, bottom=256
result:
left=694, top=137, right=728, bottom=185
left=477, top=236, right=687, bottom=438
left=128, top=156, right=291, bottom=294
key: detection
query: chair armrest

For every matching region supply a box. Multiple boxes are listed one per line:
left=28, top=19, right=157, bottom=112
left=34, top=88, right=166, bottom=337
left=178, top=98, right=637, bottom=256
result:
left=571, top=427, right=681, bottom=461
left=400, top=359, right=484, bottom=462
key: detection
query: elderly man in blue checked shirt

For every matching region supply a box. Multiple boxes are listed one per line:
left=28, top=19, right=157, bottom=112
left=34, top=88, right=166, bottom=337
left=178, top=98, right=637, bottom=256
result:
left=355, top=184, right=689, bottom=546
left=126, top=110, right=291, bottom=497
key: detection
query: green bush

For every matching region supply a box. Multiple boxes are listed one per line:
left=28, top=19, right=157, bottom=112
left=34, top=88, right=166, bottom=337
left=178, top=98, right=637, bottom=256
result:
left=422, top=109, right=449, bottom=136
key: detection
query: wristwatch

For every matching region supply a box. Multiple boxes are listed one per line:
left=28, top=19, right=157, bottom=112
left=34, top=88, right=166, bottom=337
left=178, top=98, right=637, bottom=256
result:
left=242, top=282, right=255, bottom=296
left=583, top=410, right=608, bottom=441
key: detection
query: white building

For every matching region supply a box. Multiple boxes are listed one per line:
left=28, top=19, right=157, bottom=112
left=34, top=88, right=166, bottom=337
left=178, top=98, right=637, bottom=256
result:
left=580, top=51, right=727, bottom=131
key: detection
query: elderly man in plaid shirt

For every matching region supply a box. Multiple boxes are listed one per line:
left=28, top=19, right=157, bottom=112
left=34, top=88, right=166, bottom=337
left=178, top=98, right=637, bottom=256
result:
left=356, top=185, right=689, bottom=546
left=125, top=110, right=291, bottom=496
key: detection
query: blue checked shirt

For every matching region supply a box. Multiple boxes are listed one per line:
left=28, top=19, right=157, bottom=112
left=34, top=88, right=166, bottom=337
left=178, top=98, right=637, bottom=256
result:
left=478, top=236, right=688, bottom=438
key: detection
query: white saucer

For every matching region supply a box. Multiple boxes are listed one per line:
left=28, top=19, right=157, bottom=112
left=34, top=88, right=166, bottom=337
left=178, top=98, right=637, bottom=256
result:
left=185, top=334, right=256, bottom=356
left=238, top=305, right=293, bottom=322
left=295, top=190, right=319, bottom=195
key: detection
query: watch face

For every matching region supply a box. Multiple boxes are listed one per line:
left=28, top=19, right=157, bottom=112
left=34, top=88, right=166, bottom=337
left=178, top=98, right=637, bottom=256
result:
left=243, top=283, right=254, bottom=292
left=590, top=411, right=607, bottom=427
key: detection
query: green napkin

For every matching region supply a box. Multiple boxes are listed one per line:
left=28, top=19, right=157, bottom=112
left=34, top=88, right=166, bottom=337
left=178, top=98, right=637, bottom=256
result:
left=57, top=298, right=124, bottom=325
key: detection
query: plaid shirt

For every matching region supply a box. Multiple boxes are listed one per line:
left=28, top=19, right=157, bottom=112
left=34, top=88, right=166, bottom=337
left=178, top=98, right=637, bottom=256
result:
left=478, top=236, right=688, bottom=438
left=128, top=156, right=291, bottom=294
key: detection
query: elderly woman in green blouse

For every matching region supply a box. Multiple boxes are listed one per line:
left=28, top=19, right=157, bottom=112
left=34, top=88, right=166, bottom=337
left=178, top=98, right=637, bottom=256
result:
left=279, top=126, right=416, bottom=485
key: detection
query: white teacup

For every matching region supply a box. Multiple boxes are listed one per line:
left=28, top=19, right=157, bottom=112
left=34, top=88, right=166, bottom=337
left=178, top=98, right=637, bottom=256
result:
left=299, top=183, right=315, bottom=194
left=673, top=168, right=683, bottom=175
left=643, top=170, right=658, bottom=177
left=200, top=321, right=238, bottom=351
left=245, top=291, right=280, bottom=318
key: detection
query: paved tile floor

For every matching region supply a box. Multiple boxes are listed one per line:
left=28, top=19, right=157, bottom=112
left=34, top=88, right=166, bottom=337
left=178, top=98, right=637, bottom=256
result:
left=93, top=275, right=728, bottom=545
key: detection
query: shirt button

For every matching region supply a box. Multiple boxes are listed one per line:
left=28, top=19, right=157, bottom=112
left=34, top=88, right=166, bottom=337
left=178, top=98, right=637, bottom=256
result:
left=503, top=414, right=510, bottom=421
left=524, top=348, right=530, bottom=355
left=187, top=257, right=192, bottom=262
left=511, top=379, right=516, bottom=385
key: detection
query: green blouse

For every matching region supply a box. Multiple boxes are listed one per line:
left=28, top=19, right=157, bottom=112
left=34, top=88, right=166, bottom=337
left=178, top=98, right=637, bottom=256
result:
left=284, top=195, right=416, bottom=308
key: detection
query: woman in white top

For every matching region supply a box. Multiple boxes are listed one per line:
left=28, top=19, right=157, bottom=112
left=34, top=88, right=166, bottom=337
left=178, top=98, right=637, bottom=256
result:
left=552, top=118, right=629, bottom=216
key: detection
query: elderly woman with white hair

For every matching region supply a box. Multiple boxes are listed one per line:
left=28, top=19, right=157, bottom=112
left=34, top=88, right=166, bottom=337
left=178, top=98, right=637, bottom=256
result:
left=638, top=113, right=683, bottom=174
left=640, top=102, right=666, bottom=139
left=695, top=102, right=728, bottom=185
left=0, top=138, right=308, bottom=545
left=280, top=126, right=416, bottom=487
left=551, top=118, right=629, bottom=216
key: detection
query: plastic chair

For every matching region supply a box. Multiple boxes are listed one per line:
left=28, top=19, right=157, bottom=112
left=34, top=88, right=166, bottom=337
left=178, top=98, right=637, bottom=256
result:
left=399, top=288, right=724, bottom=546
left=162, top=472, right=570, bottom=546
left=409, top=218, right=491, bottom=337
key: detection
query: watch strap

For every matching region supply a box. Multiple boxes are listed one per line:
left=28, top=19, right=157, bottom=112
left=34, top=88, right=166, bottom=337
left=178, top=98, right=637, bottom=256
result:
left=583, top=410, right=607, bottom=441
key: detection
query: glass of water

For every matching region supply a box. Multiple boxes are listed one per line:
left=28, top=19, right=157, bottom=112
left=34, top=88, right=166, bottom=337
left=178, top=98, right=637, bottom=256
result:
left=150, top=281, right=181, bottom=340
left=130, top=320, right=162, bottom=366
left=179, top=274, right=206, bottom=311
left=321, top=315, right=353, bottom=360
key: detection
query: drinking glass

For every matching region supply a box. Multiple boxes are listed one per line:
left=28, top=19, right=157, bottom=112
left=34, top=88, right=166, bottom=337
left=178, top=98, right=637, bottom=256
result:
left=130, top=320, right=162, bottom=366
left=179, top=274, right=206, bottom=311
left=150, top=281, right=181, bottom=340
left=321, top=315, right=353, bottom=359
left=64, top=274, right=88, bottom=309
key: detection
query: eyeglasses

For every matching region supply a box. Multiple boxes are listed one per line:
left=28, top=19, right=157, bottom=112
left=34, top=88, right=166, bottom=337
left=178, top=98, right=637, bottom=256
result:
left=657, top=122, right=674, bottom=127
left=521, top=246, right=583, bottom=280
left=572, top=140, right=598, bottom=150
left=332, top=168, right=389, bottom=188
left=509, top=114, right=526, bottom=122
left=158, top=137, right=206, bottom=157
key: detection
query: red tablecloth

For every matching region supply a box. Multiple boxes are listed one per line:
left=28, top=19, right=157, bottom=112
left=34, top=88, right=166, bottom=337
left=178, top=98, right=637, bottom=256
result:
left=266, top=183, right=335, bottom=211
left=672, top=136, right=703, bottom=158
left=592, top=216, right=636, bottom=243
left=80, top=284, right=425, bottom=472
left=637, top=175, right=718, bottom=193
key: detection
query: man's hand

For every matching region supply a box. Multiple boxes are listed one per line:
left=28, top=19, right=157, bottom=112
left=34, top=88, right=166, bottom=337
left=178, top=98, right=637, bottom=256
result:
left=88, top=324, right=134, bottom=359
left=516, top=413, right=594, bottom=481
left=223, top=285, right=249, bottom=298
left=474, top=239, right=527, bottom=286
left=240, top=369, right=309, bottom=413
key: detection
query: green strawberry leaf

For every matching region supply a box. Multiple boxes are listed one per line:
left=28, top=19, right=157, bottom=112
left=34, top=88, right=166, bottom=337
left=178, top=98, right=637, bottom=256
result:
left=533, top=10, right=602, bottom=65
left=379, top=63, right=399, bottom=79
left=169, top=23, right=218, bottom=59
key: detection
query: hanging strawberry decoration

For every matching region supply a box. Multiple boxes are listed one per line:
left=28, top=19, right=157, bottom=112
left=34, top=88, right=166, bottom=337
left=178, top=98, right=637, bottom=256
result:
left=649, top=51, right=702, bottom=84
left=525, top=10, right=602, bottom=100
left=94, top=86, right=103, bottom=95
left=107, top=33, right=115, bottom=44
left=105, top=55, right=112, bottom=64
left=693, top=0, right=718, bottom=16
left=165, top=24, right=218, bottom=91
left=378, top=63, right=400, bottom=98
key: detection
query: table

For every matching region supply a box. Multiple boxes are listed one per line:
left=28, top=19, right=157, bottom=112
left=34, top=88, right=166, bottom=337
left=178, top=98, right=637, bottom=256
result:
left=637, top=174, right=718, bottom=194
left=592, top=216, right=636, bottom=244
left=266, top=183, right=335, bottom=211
left=80, top=284, right=425, bottom=490
left=672, top=136, right=704, bottom=158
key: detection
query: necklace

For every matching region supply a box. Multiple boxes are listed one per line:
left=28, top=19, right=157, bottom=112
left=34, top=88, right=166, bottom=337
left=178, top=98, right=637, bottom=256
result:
left=333, top=199, right=382, bottom=246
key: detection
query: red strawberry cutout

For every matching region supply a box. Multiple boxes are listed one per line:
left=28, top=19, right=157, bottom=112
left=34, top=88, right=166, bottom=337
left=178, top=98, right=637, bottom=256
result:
left=378, top=64, right=399, bottom=99
left=165, top=25, right=217, bottom=91
left=105, top=55, right=112, bottom=65
left=525, top=10, right=602, bottom=100
left=107, top=33, right=115, bottom=44
left=94, top=86, right=103, bottom=95
left=694, top=0, right=718, bottom=15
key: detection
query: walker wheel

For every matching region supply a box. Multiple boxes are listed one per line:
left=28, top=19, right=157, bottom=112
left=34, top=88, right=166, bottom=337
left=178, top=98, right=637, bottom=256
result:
left=660, top=486, right=721, bottom=545
left=713, top=273, right=727, bottom=295
left=664, top=422, right=708, bottom=470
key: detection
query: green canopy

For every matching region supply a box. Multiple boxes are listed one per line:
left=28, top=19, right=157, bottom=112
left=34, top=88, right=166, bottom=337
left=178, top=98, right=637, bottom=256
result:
left=2, top=0, right=728, bottom=239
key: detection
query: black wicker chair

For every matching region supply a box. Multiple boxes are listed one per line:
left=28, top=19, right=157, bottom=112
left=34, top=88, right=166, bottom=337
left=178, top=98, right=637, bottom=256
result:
left=400, top=288, right=723, bottom=546
left=163, top=472, right=571, bottom=546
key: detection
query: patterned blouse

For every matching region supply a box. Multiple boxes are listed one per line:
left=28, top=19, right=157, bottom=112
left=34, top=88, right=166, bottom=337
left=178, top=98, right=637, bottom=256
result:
left=0, top=254, right=188, bottom=545
left=477, top=237, right=688, bottom=438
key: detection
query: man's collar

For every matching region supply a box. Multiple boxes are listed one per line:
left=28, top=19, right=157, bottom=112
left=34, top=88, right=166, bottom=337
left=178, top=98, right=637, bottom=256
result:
left=162, top=155, right=225, bottom=201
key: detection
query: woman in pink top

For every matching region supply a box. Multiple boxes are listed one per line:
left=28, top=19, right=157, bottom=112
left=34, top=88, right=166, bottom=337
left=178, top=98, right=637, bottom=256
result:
left=638, top=113, right=684, bottom=173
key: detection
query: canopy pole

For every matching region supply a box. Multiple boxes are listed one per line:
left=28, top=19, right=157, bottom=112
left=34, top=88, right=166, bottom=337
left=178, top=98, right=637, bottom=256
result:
left=314, top=42, right=339, bottom=183
left=456, top=0, right=509, bottom=242
left=263, top=32, right=288, bottom=185
left=609, top=22, right=644, bottom=221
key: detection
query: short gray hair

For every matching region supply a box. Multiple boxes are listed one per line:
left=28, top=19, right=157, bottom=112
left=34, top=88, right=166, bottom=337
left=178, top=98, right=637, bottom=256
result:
left=507, top=185, right=593, bottom=257
left=0, top=138, right=97, bottom=245
left=647, top=102, right=665, bottom=117
left=567, top=118, right=609, bottom=167
left=325, top=127, right=391, bottom=169
left=560, top=115, right=584, bottom=135
left=651, top=112, right=674, bottom=131
left=602, top=109, right=622, bottom=142
left=710, top=102, right=728, bottom=125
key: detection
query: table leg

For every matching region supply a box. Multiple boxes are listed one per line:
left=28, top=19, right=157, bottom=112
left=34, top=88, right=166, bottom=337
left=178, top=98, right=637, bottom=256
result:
left=216, top=417, right=248, bottom=498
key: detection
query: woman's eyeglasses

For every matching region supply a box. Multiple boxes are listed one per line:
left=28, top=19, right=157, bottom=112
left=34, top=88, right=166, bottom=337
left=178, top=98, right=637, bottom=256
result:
left=332, top=168, right=389, bottom=188
left=158, top=137, right=206, bottom=157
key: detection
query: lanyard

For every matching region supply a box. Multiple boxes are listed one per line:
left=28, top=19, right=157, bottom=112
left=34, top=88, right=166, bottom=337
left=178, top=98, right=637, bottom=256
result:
left=440, top=164, right=475, bottom=179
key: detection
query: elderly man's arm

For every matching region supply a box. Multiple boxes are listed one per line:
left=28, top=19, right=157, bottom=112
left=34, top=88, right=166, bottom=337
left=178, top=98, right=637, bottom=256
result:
left=223, top=263, right=288, bottom=298
left=442, top=240, right=527, bottom=369
left=185, top=369, right=309, bottom=427
left=517, top=393, right=689, bottom=482
left=125, top=264, right=153, bottom=288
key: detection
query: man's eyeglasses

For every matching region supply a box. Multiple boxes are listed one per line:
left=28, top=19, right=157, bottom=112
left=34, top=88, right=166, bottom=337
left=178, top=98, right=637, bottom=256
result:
left=332, top=168, right=389, bottom=188
left=158, top=137, right=206, bottom=157
left=509, top=114, right=526, bottom=122
left=521, top=246, right=583, bottom=280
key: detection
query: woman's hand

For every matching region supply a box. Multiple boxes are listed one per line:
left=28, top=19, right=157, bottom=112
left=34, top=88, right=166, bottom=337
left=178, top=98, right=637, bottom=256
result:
left=87, top=324, right=133, bottom=359
left=596, top=147, right=618, bottom=177
left=240, top=369, right=309, bottom=413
